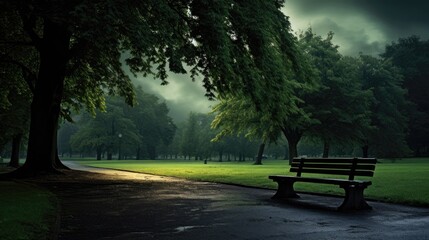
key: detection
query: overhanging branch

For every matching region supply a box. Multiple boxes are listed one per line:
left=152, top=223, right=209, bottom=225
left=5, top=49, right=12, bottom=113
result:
left=0, top=57, right=36, bottom=93
left=19, top=11, right=42, bottom=50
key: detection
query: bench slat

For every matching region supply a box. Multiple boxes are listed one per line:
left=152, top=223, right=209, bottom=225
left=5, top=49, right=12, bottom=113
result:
left=269, top=175, right=372, bottom=186
left=290, top=168, right=375, bottom=177
left=290, top=163, right=376, bottom=171
left=292, top=158, right=377, bottom=164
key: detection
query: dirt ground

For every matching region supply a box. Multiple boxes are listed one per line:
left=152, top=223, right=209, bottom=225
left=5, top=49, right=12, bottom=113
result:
left=26, top=162, right=429, bottom=240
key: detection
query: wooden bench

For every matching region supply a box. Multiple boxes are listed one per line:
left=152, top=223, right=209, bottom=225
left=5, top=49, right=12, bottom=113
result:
left=269, top=157, right=377, bottom=211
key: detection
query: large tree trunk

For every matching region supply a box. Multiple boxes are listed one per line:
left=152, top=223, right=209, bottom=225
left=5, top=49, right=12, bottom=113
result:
left=8, top=134, right=22, bottom=168
left=281, top=127, right=303, bottom=165
left=96, top=148, right=102, bottom=160
left=287, top=139, right=298, bottom=165
left=147, top=145, right=156, bottom=159
left=362, top=145, right=369, bottom=158
left=136, top=146, right=141, bottom=160
left=254, top=141, right=266, bottom=165
left=283, top=144, right=289, bottom=160
left=11, top=20, right=71, bottom=177
left=322, top=139, right=330, bottom=158
left=55, top=143, right=70, bottom=170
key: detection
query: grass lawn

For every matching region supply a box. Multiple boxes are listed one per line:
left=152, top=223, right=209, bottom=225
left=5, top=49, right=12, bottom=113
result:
left=78, top=158, right=429, bottom=207
left=0, top=180, right=57, bottom=240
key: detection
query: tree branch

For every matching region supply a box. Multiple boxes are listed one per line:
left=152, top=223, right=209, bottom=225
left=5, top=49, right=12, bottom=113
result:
left=0, top=41, right=35, bottom=47
left=65, top=39, right=90, bottom=76
left=19, top=11, right=42, bottom=50
left=0, top=57, right=36, bottom=93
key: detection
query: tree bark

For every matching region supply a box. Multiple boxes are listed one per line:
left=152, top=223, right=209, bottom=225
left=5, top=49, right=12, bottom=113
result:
left=55, top=144, right=70, bottom=170
left=147, top=145, right=156, bottom=159
left=283, top=144, right=289, bottom=160
left=136, top=146, right=141, bottom=160
left=362, top=145, right=369, bottom=158
left=254, top=141, right=266, bottom=165
left=96, top=148, right=102, bottom=160
left=281, top=127, right=303, bottom=165
left=8, top=134, right=22, bottom=168
left=9, top=20, right=70, bottom=177
left=322, top=139, right=330, bottom=158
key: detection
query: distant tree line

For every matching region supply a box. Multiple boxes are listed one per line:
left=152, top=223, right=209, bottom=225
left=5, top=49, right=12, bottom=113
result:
left=57, top=87, right=176, bottom=160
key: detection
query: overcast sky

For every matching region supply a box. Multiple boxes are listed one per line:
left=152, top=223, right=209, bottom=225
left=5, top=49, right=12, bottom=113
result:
left=133, top=0, right=429, bottom=122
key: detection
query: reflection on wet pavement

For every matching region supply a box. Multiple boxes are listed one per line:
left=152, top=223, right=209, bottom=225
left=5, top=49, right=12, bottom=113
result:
left=40, top=161, right=429, bottom=240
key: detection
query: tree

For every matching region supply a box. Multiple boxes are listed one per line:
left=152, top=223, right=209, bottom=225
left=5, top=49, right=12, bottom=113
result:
left=57, top=121, right=78, bottom=157
left=382, top=36, right=429, bottom=156
left=125, top=88, right=176, bottom=159
left=212, top=29, right=374, bottom=164
left=0, top=64, right=31, bottom=168
left=70, top=99, right=141, bottom=160
left=299, top=30, right=372, bottom=158
left=359, top=55, right=411, bottom=157
left=211, top=95, right=285, bottom=165
left=0, top=8, right=34, bottom=168
left=181, top=112, right=201, bottom=160
left=1, top=0, right=300, bottom=176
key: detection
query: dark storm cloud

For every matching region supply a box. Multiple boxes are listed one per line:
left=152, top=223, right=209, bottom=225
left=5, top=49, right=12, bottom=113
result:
left=310, top=18, right=385, bottom=55
left=356, top=0, right=429, bottom=40
left=284, top=0, right=429, bottom=55
left=357, top=0, right=429, bottom=25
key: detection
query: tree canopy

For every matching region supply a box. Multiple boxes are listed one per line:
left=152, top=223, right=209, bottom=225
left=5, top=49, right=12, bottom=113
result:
left=1, top=0, right=301, bottom=176
left=211, top=29, right=414, bottom=162
left=382, top=36, right=429, bottom=156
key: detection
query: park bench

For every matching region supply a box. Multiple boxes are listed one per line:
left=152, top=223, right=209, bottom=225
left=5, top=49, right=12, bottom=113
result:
left=269, top=157, right=377, bottom=211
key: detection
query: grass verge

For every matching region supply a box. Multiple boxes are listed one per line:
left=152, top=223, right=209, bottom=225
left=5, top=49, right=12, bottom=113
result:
left=78, top=158, right=429, bottom=207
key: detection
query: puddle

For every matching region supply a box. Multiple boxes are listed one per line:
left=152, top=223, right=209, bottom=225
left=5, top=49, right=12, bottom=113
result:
left=174, top=225, right=199, bottom=232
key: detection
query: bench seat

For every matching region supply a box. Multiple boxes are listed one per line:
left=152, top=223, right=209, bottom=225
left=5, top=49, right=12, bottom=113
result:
left=269, top=157, right=376, bottom=211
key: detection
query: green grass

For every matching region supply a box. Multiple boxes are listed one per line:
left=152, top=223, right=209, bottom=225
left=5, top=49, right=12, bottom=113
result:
left=0, top=181, right=57, bottom=240
left=78, top=158, right=429, bottom=207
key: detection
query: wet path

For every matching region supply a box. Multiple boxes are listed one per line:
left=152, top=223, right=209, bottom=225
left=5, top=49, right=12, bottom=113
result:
left=42, top=162, right=429, bottom=240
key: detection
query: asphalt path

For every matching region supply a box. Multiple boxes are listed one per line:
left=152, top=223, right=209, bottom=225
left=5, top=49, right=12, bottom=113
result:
left=42, top=161, right=429, bottom=240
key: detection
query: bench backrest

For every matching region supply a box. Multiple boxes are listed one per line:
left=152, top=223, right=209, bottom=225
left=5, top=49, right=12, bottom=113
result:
left=291, top=157, right=377, bottom=180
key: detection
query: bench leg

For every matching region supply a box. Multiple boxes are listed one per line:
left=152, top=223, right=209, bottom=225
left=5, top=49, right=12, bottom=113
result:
left=272, top=180, right=300, bottom=199
left=338, top=185, right=372, bottom=211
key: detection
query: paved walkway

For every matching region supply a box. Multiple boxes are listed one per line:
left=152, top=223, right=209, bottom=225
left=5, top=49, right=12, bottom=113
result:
left=45, top=162, right=429, bottom=240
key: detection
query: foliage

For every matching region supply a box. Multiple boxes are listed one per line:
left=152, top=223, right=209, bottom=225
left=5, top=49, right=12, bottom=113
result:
left=70, top=98, right=141, bottom=160
left=211, top=95, right=282, bottom=143
left=0, top=75, right=31, bottom=151
left=124, top=87, right=176, bottom=159
left=211, top=29, right=374, bottom=162
left=359, top=54, right=411, bottom=157
left=57, top=122, right=78, bottom=157
left=1, top=0, right=302, bottom=174
left=180, top=112, right=215, bottom=160
left=67, top=90, right=175, bottom=160
left=382, top=36, right=429, bottom=156
left=299, top=30, right=372, bottom=154
left=0, top=7, right=33, bottom=156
